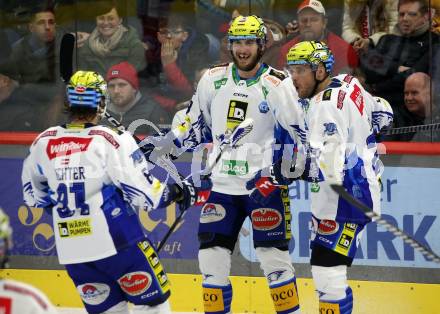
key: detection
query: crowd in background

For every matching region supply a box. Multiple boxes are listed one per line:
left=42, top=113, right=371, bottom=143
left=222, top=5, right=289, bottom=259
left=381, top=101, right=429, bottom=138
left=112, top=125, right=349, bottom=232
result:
left=0, top=0, right=438, bottom=141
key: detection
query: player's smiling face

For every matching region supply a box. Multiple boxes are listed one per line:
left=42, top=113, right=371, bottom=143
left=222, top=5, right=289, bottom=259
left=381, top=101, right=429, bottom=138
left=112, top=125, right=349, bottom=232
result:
left=288, top=64, right=316, bottom=98
left=231, top=39, right=261, bottom=72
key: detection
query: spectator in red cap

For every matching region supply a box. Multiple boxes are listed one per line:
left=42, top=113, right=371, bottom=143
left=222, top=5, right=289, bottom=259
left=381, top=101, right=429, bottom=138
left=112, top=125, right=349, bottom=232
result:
left=106, top=61, right=172, bottom=134
left=277, top=0, right=358, bottom=74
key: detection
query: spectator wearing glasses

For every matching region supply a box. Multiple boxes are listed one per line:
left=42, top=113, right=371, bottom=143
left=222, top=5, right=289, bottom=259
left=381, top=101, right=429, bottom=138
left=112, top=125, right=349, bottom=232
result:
left=277, top=0, right=358, bottom=74
left=153, top=14, right=219, bottom=110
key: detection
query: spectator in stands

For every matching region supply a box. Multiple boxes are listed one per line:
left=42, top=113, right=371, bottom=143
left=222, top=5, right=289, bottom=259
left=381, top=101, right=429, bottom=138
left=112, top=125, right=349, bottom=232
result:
left=106, top=61, right=172, bottom=134
left=277, top=0, right=358, bottom=74
left=432, top=0, right=440, bottom=34
left=153, top=14, right=219, bottom=109
left=342, top=0, right=398, bottom=53
left=360, top=0, right=440, bottom=109
left=195, top=0, right=272, bottom=38
left=0, top=4, right=62, bottom=84
left=273, top=0, right=345, bottom=37
left=77, top=2, right=146, bottom=77
left=0, top=78, right=64, bottom=131
left=391, top=72, right=439, bottom=141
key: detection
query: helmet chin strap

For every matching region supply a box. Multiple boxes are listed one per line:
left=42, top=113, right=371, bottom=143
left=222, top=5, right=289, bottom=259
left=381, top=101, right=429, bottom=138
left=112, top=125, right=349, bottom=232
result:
left=309, top=69, right=329, bottom=98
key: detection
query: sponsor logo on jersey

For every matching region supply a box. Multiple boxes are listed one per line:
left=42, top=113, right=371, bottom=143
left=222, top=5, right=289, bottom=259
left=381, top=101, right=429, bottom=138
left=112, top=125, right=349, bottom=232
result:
left=322, top=89, right=332, bottom=101
left=251, top=208, right=282, bottom=231
left=226, top=100, right=247, bottom=130
left=118, top=271, right=152, bottom=296
left=88, top=130, right=119, bottom=148
left=130, top=148, right=145, bottom=165
left=343, top=74, right=354, bottom=84
left=337, top=90, right=346, bottom=109
left=323, top=122, right=338, bottom=136
left=318, top=220, right=339, bottom=235
left=259, top=100, right=269, bottom=113
left=47, top=137, right=92, bottom=160
left=265, top=75, right=280, bottom=86
left=203, top=287, right=224, bottom=312
left=350, top=84, right=364, bottom=115
left=77, top=283, right=110, bottom=305
left=0, top=296, right=12, bottom=313
left=200, top=203, right=226, bottom=223
left=214, top=78, right=228, bottom=90
left=319, top=301, right=340, bottom=313
left=233, top=92, right=248, bottom=98
left=58, top=218, right=92, bottom=237
left=220, top=160, right=248, bottom=176
left=270, top=282, right=299, bottom=311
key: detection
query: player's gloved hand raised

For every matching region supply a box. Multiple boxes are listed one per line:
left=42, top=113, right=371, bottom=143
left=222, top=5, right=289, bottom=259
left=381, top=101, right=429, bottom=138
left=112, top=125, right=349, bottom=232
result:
left=246, top=162, right=293, bottom=206
left=177, top=176, right=212, bottom=212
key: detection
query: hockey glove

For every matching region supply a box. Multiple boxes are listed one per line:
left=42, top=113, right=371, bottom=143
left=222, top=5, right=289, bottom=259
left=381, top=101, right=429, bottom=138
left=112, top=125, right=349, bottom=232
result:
left=246, top=162, right=293, bottom=206
left=176, top=176, right=212, bottom=212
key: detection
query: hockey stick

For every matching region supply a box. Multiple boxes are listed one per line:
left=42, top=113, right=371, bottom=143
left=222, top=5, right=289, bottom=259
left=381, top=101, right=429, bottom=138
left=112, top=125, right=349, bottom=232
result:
left=386, top=122, right=440, bottom=135
left=156, top=118, right=254, bottom=252
left=330, top=184, right=440, bottom=264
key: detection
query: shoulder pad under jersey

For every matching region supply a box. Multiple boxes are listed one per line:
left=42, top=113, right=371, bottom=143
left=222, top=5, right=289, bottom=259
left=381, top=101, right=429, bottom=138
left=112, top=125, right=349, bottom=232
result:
left=268, top=69, right=287, bottom=81
left=209, top=62, right=229, bottom=69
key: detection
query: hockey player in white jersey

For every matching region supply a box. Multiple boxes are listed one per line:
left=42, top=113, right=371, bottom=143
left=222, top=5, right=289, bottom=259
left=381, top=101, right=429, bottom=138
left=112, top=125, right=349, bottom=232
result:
left=171, top=15, right=306, bottom=314
left=285, top=41, right=393, bottom=314
left=21, top=71, right=212, bottom=314
left=0, top=208, right=58, bottom=314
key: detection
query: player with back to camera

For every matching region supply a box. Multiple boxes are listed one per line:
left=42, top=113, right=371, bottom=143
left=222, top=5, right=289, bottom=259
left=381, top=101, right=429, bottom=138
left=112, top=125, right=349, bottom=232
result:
left=21, top=70, right=212, bottom=314
left=284, top=41, right=393, bottom=314
left=169, top=15, right=307, bottom=314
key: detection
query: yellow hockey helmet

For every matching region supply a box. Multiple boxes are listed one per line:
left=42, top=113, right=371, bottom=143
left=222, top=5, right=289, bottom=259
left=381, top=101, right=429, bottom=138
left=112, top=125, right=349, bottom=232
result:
left=228, top=15, right=266, bottom=42
left=286, top=41, right=334, bottom=73
left=67, top=70, right=107, bottom=109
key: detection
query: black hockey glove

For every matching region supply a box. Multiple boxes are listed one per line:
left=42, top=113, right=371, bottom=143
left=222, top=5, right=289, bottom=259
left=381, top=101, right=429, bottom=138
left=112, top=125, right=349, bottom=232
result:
left=176, top=176, right=212, bottom=212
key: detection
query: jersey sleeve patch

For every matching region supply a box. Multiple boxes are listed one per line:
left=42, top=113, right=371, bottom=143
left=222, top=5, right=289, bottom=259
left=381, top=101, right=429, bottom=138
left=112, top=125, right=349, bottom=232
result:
left=88, top=129, right=120, bottom=148
left=322, top=89, right=332, bottom=101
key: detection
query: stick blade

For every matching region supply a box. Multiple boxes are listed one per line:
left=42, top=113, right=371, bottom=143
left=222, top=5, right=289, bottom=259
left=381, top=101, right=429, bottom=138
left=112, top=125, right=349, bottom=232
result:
left=60, top=33, right=75, bottom=83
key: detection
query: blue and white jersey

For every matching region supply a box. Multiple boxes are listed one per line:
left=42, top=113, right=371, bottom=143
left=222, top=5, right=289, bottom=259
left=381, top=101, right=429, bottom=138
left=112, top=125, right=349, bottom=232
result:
left=306, top=74, right=392, bottom=223
left=22, top=124, right=166, bottom=264
left=172, top=63, right=307, bottom=195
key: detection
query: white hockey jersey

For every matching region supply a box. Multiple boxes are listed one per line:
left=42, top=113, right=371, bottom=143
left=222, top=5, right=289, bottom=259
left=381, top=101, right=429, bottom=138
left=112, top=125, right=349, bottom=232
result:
left=306, top=74, right=393, bottom=223
left=0, top=279, right=58, bottom=314
left=22, top=124, right=166, bottom=264
left=173, top=63, right=307, bottom=195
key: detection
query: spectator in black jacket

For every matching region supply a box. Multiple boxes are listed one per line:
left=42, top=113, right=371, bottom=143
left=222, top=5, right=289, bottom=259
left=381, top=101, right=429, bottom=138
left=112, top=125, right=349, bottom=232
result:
left=106, top=61, right=172, bottom=134
left=360, top=0, right=439, bottom=109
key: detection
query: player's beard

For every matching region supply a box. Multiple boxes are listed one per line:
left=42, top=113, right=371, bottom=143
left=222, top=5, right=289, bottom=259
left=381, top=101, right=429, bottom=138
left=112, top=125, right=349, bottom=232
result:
left=232, top=49, right=263, bottom=72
